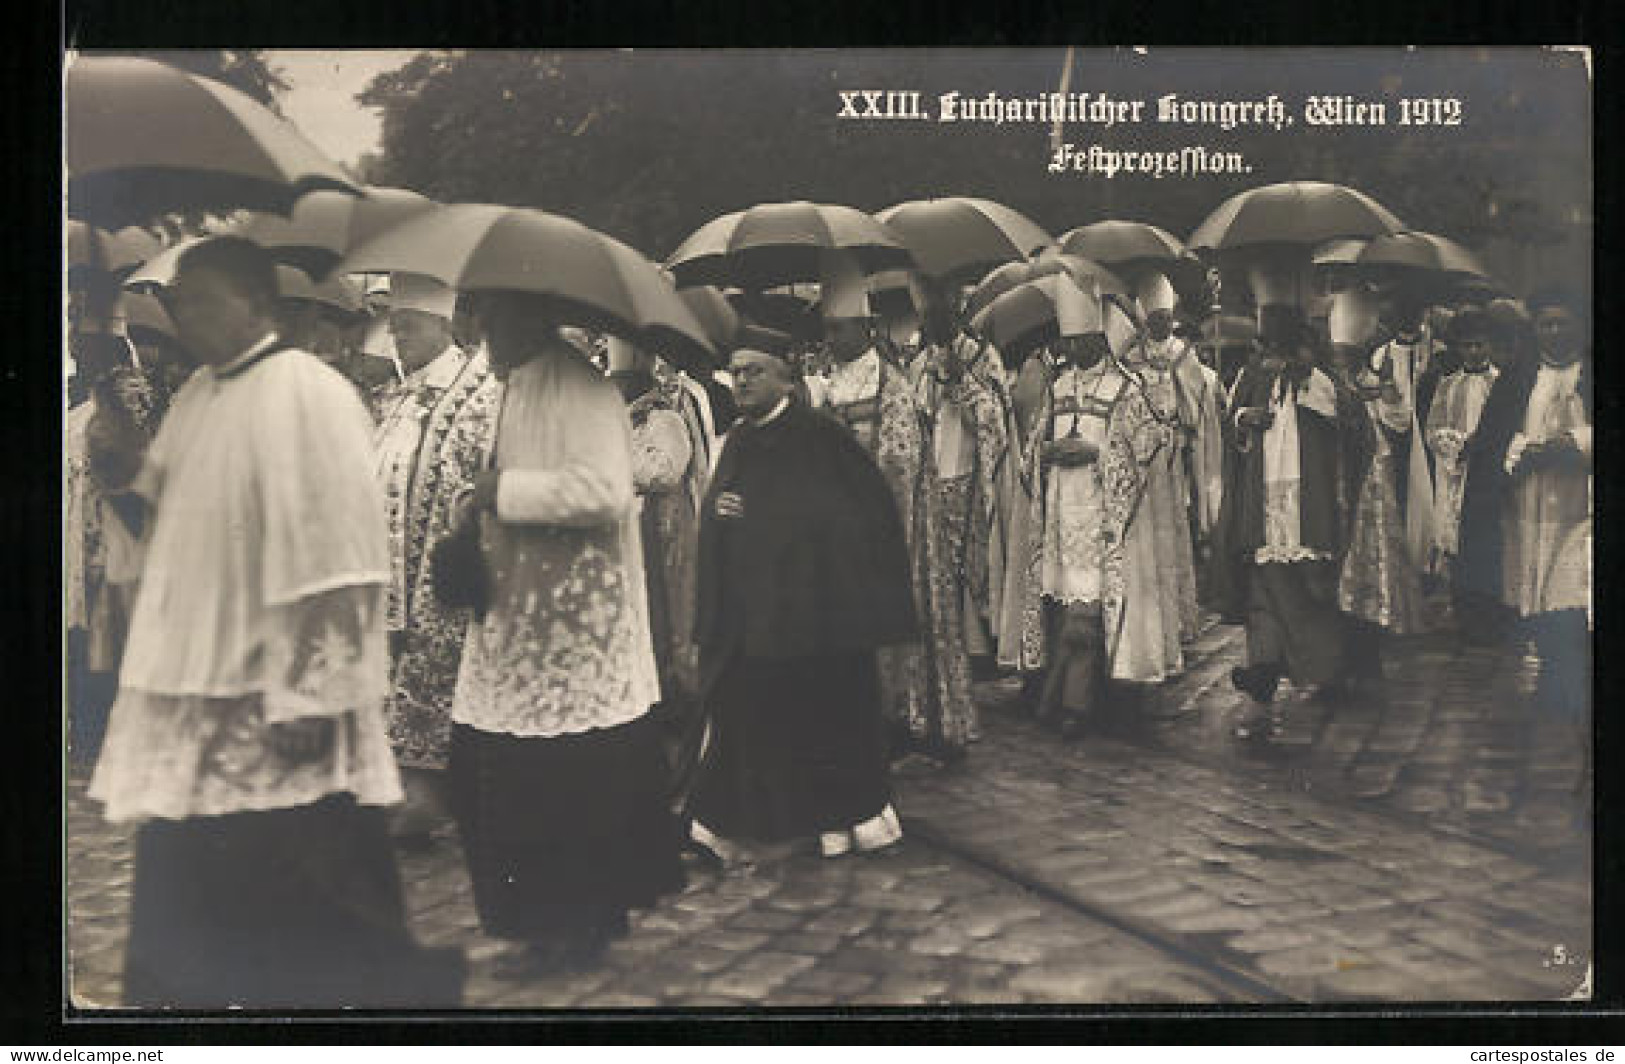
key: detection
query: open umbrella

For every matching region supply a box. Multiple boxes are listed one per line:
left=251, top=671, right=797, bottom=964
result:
left=667, top=201, right=913, bottom=290
left=1188, top=181, right=1404, bottom=254
left=966, top=253, right=1127, bottom=321
left=121, top=291, right=178, bottom=347
left=969, top=273, right=1116, bottom=360
left=676, top=284, right=741, bottom=352
left=874, top=197, right=1050, bottom=283
left=1311, top=237, right=1370, bottom=267
left=67, top=221, right=164, bottom=278
left=342, top=203, right=719, bottom=375
left=1055, top=220, right=1185, bottom=267
left=232, top=187, right=439, bottom=280
left=67, top=55, right=361, bottom=230
left=1356, top=230, right=1490, bottom=279
left=123, top=236, right=207, bottom=291
left=1054, top=219, right=1206, bottom=297
left=274, top=266, right=365, bottom=319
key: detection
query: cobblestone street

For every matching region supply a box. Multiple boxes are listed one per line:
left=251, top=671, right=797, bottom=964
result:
left=66, top=617, right=1592, bottom=1009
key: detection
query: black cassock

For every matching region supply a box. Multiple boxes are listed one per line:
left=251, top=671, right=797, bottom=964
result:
left=689, top=399, right=917, bottom=842
left=1210, top=362, right=1364, bottom=688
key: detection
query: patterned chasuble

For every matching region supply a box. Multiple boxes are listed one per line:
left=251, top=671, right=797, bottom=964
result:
left=371, top=346, right=503, bottom=769
left=1122, top=349, right=1201, bottom=644
left=912, top=342, right=1010, bottom=626
left=1424, top=366, right=1498, bottom=570
left=824, top=348, right=978, bottom=753
left=1015, top=353, right=1169, bottom=680
left=629, top=380, right=703, bottom=701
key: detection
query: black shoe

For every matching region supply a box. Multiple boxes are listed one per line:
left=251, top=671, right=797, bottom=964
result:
left=1230, top=665, right=1279, bottom=705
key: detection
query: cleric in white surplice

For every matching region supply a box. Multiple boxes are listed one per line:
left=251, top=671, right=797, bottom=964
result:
left=86, top=236, right=462, bottom=1009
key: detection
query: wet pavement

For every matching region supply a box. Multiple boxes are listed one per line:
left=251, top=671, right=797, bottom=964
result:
left=66, top=609, right=1592, bottom=1009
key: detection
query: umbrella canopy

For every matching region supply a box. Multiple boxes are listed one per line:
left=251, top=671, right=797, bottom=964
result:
left=1311, top=237, right=1371, bottom=266
left=1055, top=220, right=1185, bottom=267
left=874, top=197, right=1051, bottom=283
left=969, top=273, right=1118, bottom=359
left=122, top=291, right=178, bottom=346
left=67, top=55, right=362, bottom=230
left=1356, top=230, right=1490, bottom=279
left=123, top=237, right=207, bottom=291
left=342, top=203, right=718, bottom=375
left=1188, top=181, right=1404, bottom=254
left=676, top=284, right=741, bottom=352
left=966, top=254, right=1127, bottom=322
left=231, top=187, right=438, bottom=280
left=67, top=221, right=164, bottom=278
left=275, top=267, right=365, bottom=318
left=667, top=201, right=913, bottom=290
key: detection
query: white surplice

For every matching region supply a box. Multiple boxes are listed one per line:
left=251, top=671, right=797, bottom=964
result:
left=90, top=340, right=403, bottom=822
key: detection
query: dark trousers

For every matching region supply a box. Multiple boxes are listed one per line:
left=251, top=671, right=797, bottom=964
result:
left=691, top=651, right=892, bottom=843
left=1454, top=584, right=1512, bottom=647
left=1527, top=609, right=1590, bottom=723
left=448, top=720, right=684, bottom=945
left=1244, top=561, right=1347, bottom=688
left=66, top=630, right=116, bottom=767
left=124, top=795, right=464, bottom=1009
left=1037, top=601, right=1106, bottom=723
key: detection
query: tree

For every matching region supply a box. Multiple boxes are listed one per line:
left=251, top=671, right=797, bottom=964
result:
left=358, top=49, right=1588, bottom=292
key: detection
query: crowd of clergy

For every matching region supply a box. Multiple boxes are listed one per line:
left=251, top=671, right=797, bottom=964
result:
left=65, top=229, right=1590, bottom=1008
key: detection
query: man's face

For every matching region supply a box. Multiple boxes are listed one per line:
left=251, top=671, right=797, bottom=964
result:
left=389, top=309, right=453, bottom=374
left=1456, top=336, right=1492, bottom=371
left=164, top=266, right=265, bottom=366
left=1145, top=310, right=1174, bottom=342
left=1385, top=298, right=1424, bottom=334
left=728, top=350, right=793, bottom=417
left=1535, top=307, right=1580, bottom=364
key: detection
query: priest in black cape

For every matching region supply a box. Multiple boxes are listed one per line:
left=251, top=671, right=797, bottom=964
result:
left=688, top=322, right=918, bottom=861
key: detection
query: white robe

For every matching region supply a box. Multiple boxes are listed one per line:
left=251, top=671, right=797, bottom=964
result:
left=90, top=340, right=402, bottom=822
left=451, top=348, right=660, bottom=738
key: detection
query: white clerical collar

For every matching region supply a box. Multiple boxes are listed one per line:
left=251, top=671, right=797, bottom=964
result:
left=750, top=395, right=791, bottom=427
left=212, top=332, right=281, bottom=379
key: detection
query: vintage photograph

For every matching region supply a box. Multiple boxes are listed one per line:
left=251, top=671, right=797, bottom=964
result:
left=63, top=47, right=1592, bottom=1011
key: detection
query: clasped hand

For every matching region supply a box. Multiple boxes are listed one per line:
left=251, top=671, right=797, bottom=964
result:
left=1046, top=437, right=1099, bottom=468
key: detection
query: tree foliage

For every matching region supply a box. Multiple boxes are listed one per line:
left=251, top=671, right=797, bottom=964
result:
left=359, top=49, right=1589, bottom=292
